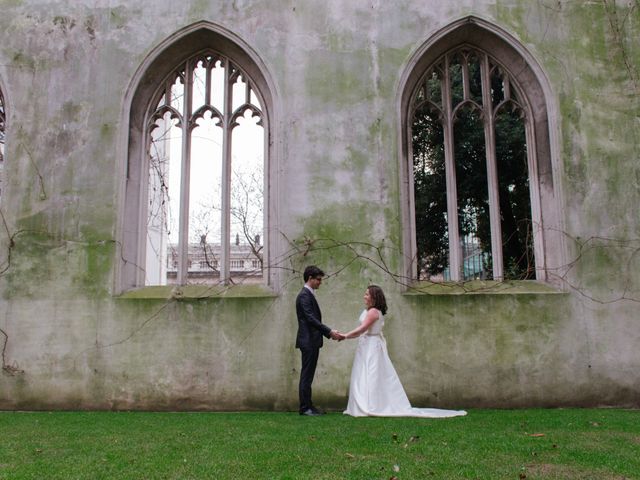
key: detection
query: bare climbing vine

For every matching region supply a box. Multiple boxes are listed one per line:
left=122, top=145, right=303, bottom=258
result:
left=603, top=0, right=639, bottom=94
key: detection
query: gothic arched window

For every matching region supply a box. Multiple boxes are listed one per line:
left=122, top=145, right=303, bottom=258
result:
left=145, top=52, right=265, bottom=286
left=119, top=24, right=274, bottom=291
left=411, top=47, right=536, bottom=281
left=401, top=19, right=563, bottom=284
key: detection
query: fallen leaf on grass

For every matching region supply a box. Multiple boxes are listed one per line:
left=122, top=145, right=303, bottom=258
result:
left=528, top=433, right=545, bottom=437
left=345, top=453, right=354, bottom=459
left=409, top=436, right=420, bottom=443
left=393, top=464, right=400, bottom=472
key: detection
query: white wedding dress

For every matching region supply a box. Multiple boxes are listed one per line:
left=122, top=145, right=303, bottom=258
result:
left=344, top=309, right=467, bottom=418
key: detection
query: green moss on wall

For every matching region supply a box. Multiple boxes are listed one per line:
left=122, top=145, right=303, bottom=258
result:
left=0, top=218, right=115, bottom=299
left=0, top=0, right=24, bottom=8
left=304, top=50, right=376, bottom=108
left=494, top=2, right=527, bottom=35
left=108, top=7, right=129, bottom=29
left=405, top=280, right=564, bottom=295
left=293, top=200, right=402, bottom=286
left=73, top=241, right=114, bottom=298
left=399, top=291, right=572, bottom=374
left=570, top=241, right=639, bottom=298
left=1, top=231, right=55, bottom=299
left=100, top=122, right=114, bottom=143
left=118, top=284, right=277, bottom=299
left=301, top=202, right=371, bottom=242
left=11, top=51, right=36, bottom=70
left=188, top=0, right=210, bottom=18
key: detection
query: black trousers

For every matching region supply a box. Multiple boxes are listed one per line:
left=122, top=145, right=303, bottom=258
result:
left=299, top=347, right=320, bottom=412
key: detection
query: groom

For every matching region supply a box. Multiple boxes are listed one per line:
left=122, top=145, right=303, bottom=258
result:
left=295, top=265, right=343, bottom=416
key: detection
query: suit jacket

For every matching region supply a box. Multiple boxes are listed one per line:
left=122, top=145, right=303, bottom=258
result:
left=295, top=287, right=332, bottom=349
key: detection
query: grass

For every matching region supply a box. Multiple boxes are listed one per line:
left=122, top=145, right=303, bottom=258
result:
left=0, top=409, right=638, bottom=479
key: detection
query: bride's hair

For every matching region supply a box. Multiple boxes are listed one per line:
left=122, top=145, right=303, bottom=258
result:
left=367, top=285, right=388, bottom=315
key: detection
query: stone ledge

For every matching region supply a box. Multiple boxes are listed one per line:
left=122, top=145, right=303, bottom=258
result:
left=117, top=284, right=278, bottom=299
left=402, top=280, right=566, bottom=296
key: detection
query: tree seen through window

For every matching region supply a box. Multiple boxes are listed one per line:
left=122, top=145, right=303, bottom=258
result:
left=411, top=47, right=535, bottom=281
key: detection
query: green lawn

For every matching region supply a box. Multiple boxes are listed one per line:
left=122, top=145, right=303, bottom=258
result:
left=0, top=409, right=638, bottom=479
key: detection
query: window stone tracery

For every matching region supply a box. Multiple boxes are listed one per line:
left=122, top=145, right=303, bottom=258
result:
left=145, top=52, right=265, bottom=286
left=119, top=24, right=274, bottom=292
left=401, top=18, right=563, bottom=285
left=411, top=46, right=536, bottom=281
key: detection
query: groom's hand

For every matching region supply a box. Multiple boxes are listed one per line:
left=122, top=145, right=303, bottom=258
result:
left=330, top=330, right=345, bottom=341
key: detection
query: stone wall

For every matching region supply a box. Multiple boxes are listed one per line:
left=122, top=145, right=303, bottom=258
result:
left=0, top=0, right=638, bottom=410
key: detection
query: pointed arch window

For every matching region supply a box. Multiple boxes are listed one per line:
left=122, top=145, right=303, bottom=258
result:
left=120, top=25, right=276, bottom=293
left=145, top=52, right=265, bottom=286
left=408, top=43, right=548, bottom=282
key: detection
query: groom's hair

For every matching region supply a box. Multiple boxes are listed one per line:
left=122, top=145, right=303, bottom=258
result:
left=303, top=265, right=324, bottom=282
left=367, top=285, right=388, bottom=315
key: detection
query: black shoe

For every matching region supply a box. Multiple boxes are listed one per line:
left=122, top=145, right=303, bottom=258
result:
left=299, top=408, right=322, bottom=416
left=311, top=407, right=325, bottom=415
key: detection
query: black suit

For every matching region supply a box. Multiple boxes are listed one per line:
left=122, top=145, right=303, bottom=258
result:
left=296, top=287, right=332, bottom=412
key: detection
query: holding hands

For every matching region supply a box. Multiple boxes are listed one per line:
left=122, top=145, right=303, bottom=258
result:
left=330, top=330, right=346, bottom=341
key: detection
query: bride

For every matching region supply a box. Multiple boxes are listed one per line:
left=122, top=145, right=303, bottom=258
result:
left=341, top=285, right=467, bottom=418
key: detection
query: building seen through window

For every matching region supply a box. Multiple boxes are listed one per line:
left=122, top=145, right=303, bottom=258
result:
left=145, top=52, right=265, bottom=286
left=164, top=236, right=261, bottom=284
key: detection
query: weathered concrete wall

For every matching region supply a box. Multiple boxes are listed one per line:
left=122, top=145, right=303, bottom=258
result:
left=0, top=0, right=638, bottom=410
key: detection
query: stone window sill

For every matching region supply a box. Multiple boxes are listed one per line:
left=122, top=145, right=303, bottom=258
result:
left=402, top=280, right=566, bottom=296
left=117, top=284, right=278, bottom=300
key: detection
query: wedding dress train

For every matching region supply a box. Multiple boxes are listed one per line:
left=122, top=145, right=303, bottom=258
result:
left=344, top=310, right=467, bottom=418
